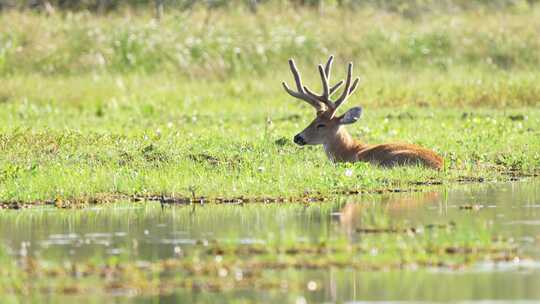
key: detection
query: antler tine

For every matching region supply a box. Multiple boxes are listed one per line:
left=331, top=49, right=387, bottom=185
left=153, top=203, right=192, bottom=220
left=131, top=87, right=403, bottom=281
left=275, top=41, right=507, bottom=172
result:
left=303, top=85, right=319, bottom=98
left=303, top=56, right=335, bottom=108
left=322, top=55, right=347, bottom=101
left=329, top=80, right=344, bottom=97
left=318, top=64, right=330, bottom=100
left=324, top=55, right=334, bottom=81
left=348, top=77, right=360, bottom=95
left=288, top=59, right=304, bottom=93
left=333, top=62, right=357, bottom=112
left=303, top=84, right=332, bottom=108
left=282, top=82, right=322, bottom=110
left=282, top=59, right=325, bottom=111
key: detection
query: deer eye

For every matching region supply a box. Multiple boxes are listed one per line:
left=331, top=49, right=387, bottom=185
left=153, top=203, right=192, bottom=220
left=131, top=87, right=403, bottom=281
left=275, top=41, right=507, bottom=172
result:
left=316, top=124, right=326, bottom=129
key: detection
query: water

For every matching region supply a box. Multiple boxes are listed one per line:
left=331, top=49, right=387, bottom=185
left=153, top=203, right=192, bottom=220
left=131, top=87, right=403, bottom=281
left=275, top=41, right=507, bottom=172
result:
left=0, top=180, right=539, bottom=303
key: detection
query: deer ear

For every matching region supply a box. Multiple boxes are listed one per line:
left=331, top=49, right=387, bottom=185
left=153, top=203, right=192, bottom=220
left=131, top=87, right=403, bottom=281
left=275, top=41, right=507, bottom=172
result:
left=338, top=107, right=362, bottom=125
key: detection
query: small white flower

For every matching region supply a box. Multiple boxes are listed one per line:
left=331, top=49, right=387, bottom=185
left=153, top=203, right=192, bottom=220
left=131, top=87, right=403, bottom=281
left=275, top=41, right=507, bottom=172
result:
left=235, top=270, right=243, bottom=281
left=218, top=268, right=228, bottom=277
left=345, top=169, right=353, bottom=177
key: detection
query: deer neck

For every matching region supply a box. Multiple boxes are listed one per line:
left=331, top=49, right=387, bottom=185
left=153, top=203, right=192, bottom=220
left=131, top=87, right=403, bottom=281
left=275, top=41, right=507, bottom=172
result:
left=323, top=127, right=365, bottom=162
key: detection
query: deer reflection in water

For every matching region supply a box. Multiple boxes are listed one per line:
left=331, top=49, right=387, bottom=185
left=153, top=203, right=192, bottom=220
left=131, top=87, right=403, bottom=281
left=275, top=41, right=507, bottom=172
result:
left=338, top=191, right=441, bottom=235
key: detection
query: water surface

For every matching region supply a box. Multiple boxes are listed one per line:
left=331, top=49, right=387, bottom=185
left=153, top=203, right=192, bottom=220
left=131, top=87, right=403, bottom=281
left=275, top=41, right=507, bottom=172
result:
left=1, top=180, right=539, bottom=303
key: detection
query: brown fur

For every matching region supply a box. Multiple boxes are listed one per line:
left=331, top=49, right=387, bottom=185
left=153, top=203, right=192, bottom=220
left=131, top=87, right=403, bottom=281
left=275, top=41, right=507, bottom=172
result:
left=301, top=114, right=444, bottom=170
left=357, top=143, right=444, bottom=169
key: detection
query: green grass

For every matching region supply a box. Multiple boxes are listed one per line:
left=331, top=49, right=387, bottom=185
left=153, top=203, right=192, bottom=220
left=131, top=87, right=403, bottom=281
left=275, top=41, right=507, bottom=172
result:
left=1, top=74, right=539, bottom=203
left=0, top=5, right=539, bottom=301
left=1, top=5, right=540, bottom=78
left=0, top=6, right=540, bottom=204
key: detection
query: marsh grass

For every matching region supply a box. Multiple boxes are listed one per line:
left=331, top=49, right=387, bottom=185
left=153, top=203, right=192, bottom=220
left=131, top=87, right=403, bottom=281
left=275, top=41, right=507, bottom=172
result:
left=0, top=5, right=539, bottom=301
left=1, top=5, right=540, bottom=77
left=0, top=6, right=540, bottom=203
left=0, top=201, right=518, bottom=297
left=0, top=74, right=538, bottom=203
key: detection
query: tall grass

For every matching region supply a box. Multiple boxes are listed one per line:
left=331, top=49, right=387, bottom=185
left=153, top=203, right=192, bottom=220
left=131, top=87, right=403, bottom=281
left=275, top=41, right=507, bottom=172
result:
left=1, top=5, right=540, bottom=77
left=1, top=0, right=539, bottom=12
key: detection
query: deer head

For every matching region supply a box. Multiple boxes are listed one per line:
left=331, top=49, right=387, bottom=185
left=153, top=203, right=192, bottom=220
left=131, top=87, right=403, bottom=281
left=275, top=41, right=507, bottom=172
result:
left=282, top=56, right=362, bottom=146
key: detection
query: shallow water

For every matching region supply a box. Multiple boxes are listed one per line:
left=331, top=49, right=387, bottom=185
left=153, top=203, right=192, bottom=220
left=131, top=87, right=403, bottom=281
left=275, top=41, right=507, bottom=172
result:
left=1, top=179, right=539, bottom=303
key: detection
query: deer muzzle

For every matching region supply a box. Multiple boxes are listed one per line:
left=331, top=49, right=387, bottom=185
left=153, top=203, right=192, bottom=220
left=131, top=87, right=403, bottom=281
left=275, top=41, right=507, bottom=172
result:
left=293, top=134, right=306, bottom=146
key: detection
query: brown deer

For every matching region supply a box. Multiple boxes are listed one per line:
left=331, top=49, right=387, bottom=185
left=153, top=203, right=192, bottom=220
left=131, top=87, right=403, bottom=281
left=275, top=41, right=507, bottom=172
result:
left=282, top=56, right=443, bottom=169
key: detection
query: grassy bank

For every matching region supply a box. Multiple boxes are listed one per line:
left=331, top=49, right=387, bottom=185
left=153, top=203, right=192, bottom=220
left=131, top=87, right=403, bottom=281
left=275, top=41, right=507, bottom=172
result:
left=1, top=74, right=539, bottom=204
left=1, top=7, right=540, bottom=204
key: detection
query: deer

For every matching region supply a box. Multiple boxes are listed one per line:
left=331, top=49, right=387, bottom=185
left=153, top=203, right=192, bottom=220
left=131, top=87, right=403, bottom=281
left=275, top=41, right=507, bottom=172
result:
left=282, top=56, right=443, bottom=170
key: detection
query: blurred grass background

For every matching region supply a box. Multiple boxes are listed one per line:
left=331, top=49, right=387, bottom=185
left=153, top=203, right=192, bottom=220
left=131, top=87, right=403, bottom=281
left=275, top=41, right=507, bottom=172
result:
left=0, top=0, right=539, bottom=77
left=2, top=0, right=540, bottom=106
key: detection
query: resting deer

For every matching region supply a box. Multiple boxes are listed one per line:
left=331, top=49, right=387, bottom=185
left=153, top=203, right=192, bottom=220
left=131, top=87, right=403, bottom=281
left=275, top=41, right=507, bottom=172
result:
left=282, top=56, right=443, bottom=170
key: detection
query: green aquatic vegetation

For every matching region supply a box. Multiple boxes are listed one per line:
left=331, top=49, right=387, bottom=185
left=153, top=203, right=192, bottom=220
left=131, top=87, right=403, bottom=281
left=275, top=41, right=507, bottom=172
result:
left=1, top=180, right=538, bottom=300
left=0, top=204, right=518, bottom=296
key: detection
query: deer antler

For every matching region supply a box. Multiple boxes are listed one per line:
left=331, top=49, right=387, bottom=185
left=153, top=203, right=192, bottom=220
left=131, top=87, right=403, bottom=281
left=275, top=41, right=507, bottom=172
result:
left=282, top=55, right=360, bottom=117
left=331, top=62, right=360, bottom=115
left=282, top=59, right=326, bottom=112
left=303, top=56, right=345, bottom=106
